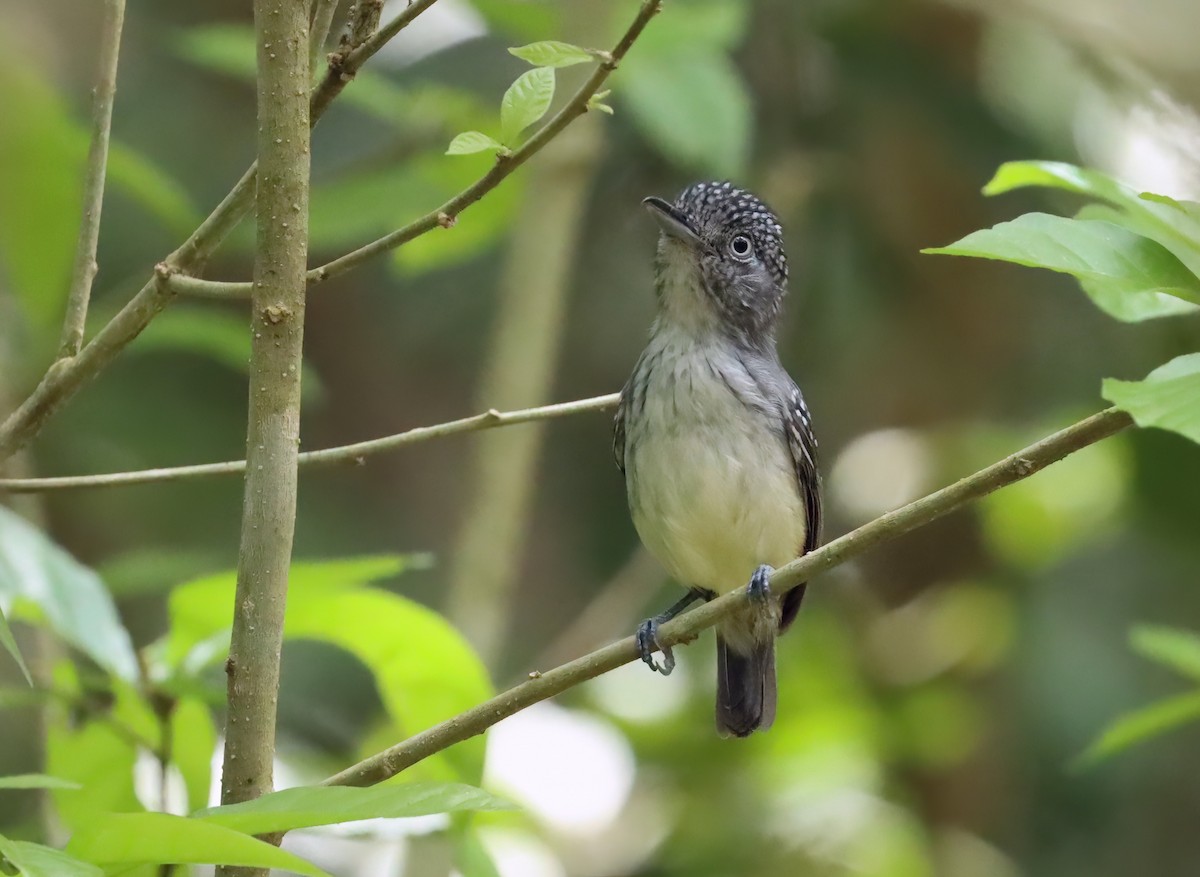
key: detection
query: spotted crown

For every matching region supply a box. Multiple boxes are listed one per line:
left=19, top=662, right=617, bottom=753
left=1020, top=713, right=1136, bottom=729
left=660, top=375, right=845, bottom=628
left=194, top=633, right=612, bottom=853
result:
left=674, top=181, right=788, bottom=286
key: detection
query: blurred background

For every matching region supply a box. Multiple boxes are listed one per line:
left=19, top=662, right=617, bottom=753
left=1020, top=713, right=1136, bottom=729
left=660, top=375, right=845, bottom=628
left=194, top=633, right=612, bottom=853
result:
left=2, top=0, right=1200, bottom=874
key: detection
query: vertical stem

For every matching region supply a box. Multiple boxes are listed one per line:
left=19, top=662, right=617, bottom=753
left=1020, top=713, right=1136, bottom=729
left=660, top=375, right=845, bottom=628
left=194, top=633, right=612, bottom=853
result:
left=217, top=0, right=310, bottom=873
left=308, top=0, right=340, bottom=77
left=59, top=0, right=126, bottom=358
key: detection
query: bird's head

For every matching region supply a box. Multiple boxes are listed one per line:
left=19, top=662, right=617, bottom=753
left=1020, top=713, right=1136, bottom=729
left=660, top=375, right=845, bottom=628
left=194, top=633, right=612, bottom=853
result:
left=643, top=181, right=788, bottom=344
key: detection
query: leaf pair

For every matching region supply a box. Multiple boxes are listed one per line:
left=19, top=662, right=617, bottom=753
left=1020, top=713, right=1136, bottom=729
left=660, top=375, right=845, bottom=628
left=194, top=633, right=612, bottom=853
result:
left=925, top=160, right=1200, bottom=446
left=447, top=40, right=599, bottom=157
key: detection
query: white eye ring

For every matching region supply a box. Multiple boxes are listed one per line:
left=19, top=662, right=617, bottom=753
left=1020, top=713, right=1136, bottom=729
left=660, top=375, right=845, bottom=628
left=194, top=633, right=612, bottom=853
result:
left=729, top=234, right=752, bottom=260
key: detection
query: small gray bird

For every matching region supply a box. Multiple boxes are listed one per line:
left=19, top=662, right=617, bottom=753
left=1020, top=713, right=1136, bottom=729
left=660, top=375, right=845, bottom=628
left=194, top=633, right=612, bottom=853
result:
left=614, top=181, right=822, bottom=737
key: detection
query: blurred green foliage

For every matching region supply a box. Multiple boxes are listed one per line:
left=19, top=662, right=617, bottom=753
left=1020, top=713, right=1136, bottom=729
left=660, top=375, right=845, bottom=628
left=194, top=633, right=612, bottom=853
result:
left=1, top=0, right=1200, bottom=875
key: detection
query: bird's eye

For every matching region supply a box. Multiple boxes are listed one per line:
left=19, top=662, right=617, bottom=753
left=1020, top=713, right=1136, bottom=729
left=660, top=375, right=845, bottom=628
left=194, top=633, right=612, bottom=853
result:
left=729, top=234, right=752, bottom=260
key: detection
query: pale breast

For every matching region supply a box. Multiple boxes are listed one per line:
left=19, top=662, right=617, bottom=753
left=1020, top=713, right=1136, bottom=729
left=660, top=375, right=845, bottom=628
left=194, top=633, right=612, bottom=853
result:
left=623, top=331, right=807, bottom=594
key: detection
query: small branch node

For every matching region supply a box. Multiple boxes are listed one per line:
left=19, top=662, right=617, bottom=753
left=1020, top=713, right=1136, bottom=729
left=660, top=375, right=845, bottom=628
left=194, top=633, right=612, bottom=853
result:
left=436, top=212, right=456, bottom=229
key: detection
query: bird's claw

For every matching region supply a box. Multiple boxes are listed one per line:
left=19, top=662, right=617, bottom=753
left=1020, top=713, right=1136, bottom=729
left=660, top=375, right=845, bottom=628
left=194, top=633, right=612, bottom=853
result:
left=636, top=618, right=675, bottom=676
left=748, top=564, right=773, bottom=603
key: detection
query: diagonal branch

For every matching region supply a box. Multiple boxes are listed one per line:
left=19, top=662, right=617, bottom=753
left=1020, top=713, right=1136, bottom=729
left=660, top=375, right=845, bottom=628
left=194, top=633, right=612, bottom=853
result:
left=322, top=407, right=1133, bottom=788
left=0, top=393, right=619, bottom=493
left=164, top=0, right=665, bottom=299
left=0, top=0, right=444, bottom=464
left=59, top=0, right=126, bottom=359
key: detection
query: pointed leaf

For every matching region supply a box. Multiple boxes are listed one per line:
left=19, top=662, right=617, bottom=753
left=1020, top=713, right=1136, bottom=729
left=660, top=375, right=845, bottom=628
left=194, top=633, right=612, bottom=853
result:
left=1071, top=204, right=1200, bottom=321
left=1076, top=691, right=1200, bottom=767
left=1131, top=625, right=1200, bottom=681
left=983, top=161, right=1200, bottom=277
left=0, top=505, right=137, bottom=680
left=196, top=782, right=511, bottom=835
left=923, top=213, right=1200, bottom=305
left=0, top=774, right=81, bottom=790
left=499, top=67, right=555, bottom=145
left=446, top=131, right=506, bottom=156
left=508, top=41, right=594, bottom=68
left=1103, top=354, right=1200, bottom=445
left=0, top=604, right=30, bottom=684
left=66, top=813, right=331, bottom=877
left=0, top=837, right=102, bottom=877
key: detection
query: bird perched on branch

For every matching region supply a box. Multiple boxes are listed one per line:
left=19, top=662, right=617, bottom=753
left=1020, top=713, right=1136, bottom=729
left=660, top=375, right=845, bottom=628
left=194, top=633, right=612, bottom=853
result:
left=614, top=181, right=822, bottom=737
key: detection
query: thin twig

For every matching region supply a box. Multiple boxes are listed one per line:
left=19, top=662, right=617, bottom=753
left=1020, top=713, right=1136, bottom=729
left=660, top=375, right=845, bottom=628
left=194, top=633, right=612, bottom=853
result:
left=322, top=407, right=1133, bottom=788
left=216, top=13, right=311, bottom=877
left=308, top=0, right=341, bottom=77
left=164, top=0, right=665, bottom=299
left=60, top=0, right=126, bottom=358
left=0, top=393, right=619, bottom=493
left=0, top=1, right=444, bottom=464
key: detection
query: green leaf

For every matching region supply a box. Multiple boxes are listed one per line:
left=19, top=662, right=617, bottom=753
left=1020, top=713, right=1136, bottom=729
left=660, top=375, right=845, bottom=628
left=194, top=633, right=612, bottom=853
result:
left=508, top=40, right=595, bottom=68
left=1070, top=204, right=1200, bottom=321
left=0, top=774, right=81, bottom=790
left=1076, top=691, right=1200, bottom=767
left=66, top=813, right=332, bottom=877
left=621, top=50, right=751, bottom=177
left=447, top=131, right=507, bottom=157
left=107, top=140, right=200, bottom=235
left=175, top=23, right=257, bottom=81
left=1131, top=625, right=1200, bottom=680
left=0, top=837, right=102, bottom=877
left=0, top=59, right=196, bottom=336
left=983, top=160, right=1200, bottom=278
left=0, top=604, right=30, bottom=684
left=923, top=213, right=1200, bottom=305
left=163, top=556, right=490, bottom=783
left=500, top=67, right=556, bottom=145
left=1102, top=354, right=1200, bottom=445
left=196, top=782, right=511, bottom=835
left=453, top=830, right=502, bottom=877
left=172, top=699, right=217, bottom=812
left=0, top=505, right=137, bottom=680
left=47, top=722, right=141, bottom=832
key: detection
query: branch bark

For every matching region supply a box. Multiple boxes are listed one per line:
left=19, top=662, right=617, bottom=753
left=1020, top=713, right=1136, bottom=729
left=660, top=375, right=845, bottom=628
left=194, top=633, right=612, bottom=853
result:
left=321, top=407, right=1132, bottom=788
left=216, top=4, right=310, bottom=875
left=162, top=0, right=666, bottom=299
left=59, top=0, right=125, bottom=358
left=0, top=0, right=444, bottom=464
left=0, top=393, right=619, bottom=493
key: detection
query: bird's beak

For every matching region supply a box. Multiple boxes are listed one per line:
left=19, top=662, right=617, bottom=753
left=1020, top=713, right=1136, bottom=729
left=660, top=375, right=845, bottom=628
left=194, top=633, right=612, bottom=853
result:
left=643, top=196, right=701, bottom=247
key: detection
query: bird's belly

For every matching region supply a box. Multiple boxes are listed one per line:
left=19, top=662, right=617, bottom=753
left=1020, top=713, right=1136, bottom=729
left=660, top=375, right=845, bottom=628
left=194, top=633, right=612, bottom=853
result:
left=627, top=418, right=806, bottom=594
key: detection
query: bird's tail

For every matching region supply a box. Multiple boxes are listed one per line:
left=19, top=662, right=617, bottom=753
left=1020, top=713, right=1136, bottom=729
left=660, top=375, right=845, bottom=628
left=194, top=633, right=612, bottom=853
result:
left=715, top=634, right=777, bottom=737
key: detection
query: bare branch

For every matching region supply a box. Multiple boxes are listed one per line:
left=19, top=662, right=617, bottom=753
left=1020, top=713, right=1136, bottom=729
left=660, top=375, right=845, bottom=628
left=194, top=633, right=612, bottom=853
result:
left=216, top=1, right=311, bottom=873
left=0, top=393, right=620, bottom=493
left=164, top=0, right=666, bottom=299
left=0, top=1, right=443, bottom=463
left=322, top=407, right=1133, bottom=788
left=59, top=0, right=126, bottom=358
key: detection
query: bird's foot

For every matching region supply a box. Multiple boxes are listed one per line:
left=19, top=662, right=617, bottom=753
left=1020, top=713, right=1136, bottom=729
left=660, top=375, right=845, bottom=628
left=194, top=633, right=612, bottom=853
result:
left=747, top=564, right=774, bottom=604
left=635, top=588, right=708, bottom=676
left=636, top=618, right=675, bottom=676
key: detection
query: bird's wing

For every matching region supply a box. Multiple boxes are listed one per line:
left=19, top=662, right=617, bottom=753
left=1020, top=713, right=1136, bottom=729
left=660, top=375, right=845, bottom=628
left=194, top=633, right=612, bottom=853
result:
left=613, top=387, right=628, bottom=475
left=779, top=381, right=822, bottom=630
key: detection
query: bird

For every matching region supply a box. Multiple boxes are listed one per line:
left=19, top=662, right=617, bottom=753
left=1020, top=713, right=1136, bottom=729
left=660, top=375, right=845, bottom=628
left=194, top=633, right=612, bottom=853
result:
left=613, top=180, right=822, bottom=737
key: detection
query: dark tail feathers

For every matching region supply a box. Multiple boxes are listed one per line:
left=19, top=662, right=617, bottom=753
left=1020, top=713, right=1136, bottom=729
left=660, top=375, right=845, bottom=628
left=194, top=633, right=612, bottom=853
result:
left=715, top=635, right=777, bottom=737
